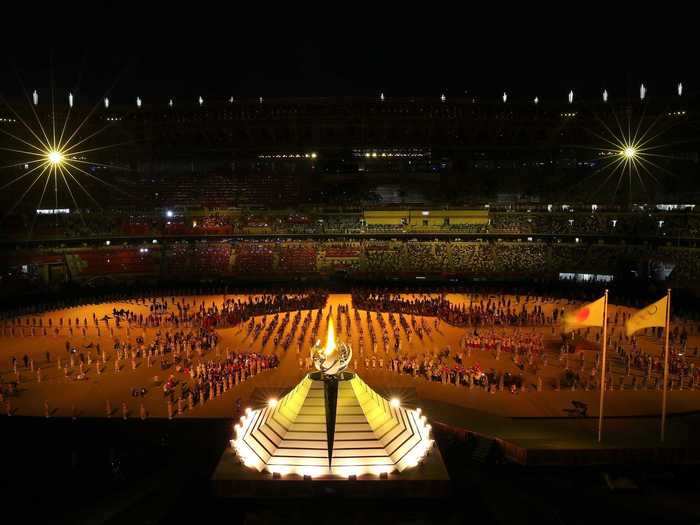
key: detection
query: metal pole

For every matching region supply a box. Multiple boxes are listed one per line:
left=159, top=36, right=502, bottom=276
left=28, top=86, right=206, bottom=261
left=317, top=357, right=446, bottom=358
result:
left=661, top=289, right=672, bottom=442
left=597, top=289, right=609, bottom=443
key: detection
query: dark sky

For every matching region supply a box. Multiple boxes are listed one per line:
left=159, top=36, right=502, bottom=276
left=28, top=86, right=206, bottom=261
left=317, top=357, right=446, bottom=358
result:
left=0, top=4, right=696, bottom=102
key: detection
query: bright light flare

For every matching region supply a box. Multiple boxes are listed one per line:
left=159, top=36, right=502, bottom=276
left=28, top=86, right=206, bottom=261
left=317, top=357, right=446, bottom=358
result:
left=621, top=146, right=637, bottom=160
left=47, top=150, right=64, bottom=166
left=0, top=83, right=139, bottom=234
left=585, top=105, right=676, bottom=203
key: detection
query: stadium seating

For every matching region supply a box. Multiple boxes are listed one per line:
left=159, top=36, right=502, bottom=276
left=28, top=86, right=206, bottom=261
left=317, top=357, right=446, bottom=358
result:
left=191, top=242, right=233, bottom=274
left=278, top=243, right=318, bottom=273
left=71, top=248, right=160, bottom=277
left=233, top=243, right=275, bottom=274
left=3, top=240, right=700, bottom=289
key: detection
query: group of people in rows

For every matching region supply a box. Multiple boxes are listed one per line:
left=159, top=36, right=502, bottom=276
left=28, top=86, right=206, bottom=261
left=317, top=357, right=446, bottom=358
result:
left=348, top=317, right=545, bottom=392
left=3, top=288, right=700, bottom=414
left=352, top=290, right=556, bottom=327
left=163, top=351, right=280, bottom=408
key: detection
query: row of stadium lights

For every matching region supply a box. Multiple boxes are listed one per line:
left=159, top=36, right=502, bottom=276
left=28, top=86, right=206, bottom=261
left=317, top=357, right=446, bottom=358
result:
left=364, top=152, right=425, bottom=158
left=258, top=151, right=426, bottom=159
left=28, top=83, right=684, bottom=109
left=433, top=83, right=683, bottom=105
left=258, top=153, right=317, bottom=159
left=31, top=92, right=255, bottom=109
left=104, top=240, right=158, bottom=247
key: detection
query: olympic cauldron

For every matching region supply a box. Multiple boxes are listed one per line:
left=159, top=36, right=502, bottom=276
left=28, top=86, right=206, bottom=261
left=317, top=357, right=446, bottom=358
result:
left=231, top=318, right=433, bottom=478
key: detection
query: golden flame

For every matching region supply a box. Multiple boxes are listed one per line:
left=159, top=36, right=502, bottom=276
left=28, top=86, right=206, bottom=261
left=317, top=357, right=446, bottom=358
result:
left=324, top=318, right=336, bottom=355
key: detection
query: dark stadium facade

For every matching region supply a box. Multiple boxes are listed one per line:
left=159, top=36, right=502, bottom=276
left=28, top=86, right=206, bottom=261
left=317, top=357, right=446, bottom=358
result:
left=1, top=94, right=699, bottom=299
left=0, top=94, right=697, bottom=210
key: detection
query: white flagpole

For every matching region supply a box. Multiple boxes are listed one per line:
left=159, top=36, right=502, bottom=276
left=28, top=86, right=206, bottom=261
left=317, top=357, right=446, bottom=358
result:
left=661, top=289, right=672, bottom=442
left=597, top=289, right=609, bottom=443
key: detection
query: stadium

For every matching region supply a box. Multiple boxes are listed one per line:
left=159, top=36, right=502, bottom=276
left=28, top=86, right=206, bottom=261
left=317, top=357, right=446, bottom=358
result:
left=2, top=17, right=700, bottom=525
left=2, top=93, right=699, bottom=293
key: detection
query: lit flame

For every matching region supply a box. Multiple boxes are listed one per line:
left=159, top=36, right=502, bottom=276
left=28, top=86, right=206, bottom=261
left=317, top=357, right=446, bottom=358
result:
left=311, top=316, right=351, bottom=375
left=324, top=318, right=336, bottom=355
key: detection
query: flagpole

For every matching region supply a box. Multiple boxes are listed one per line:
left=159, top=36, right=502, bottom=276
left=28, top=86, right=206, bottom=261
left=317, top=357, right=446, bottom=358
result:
left=597, top=289, right=609, bottom=443
left=661, top=289, right=672, bottom=442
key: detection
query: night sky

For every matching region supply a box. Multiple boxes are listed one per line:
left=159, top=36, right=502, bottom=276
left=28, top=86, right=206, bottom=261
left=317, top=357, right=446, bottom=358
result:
left=0, top=5, right=696, bottom=102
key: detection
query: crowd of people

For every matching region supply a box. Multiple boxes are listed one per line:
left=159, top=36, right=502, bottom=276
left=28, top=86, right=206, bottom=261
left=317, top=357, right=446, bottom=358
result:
left=351, top=320, right=545, bottom=393
left=108, top=291, right=329, bottom=330
left=4, top=240, right=700, bottom=297
left=9, top=208, right=700, bottom=240
left=0, top=293, right=305, bottom=417
left=352, top=291, right=553, bottom=328
left=172, top=351, right=280, bottom=409
left=2, top=287, right=700, bottom=420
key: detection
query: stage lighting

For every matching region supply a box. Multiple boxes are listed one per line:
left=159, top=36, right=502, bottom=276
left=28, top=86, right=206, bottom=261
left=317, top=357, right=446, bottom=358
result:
left=621, top=146, right=637, bottom=160
left=47, top=150, right=64, bottom=166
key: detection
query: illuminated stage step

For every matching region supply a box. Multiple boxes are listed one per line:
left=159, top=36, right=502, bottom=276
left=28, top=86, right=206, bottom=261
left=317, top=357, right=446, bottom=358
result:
left=232, top=374, right=433, bottom=478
